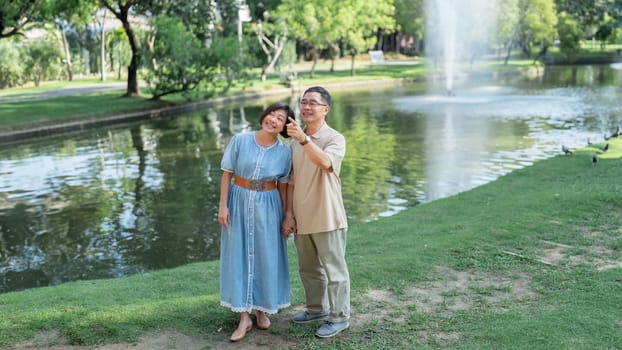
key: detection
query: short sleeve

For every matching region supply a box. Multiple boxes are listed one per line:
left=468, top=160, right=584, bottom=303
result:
left=221, top=134, right=241, bottom=172
left=323, top=133, right=346, bottom=175
left=277, top=146, right=292, bottom=183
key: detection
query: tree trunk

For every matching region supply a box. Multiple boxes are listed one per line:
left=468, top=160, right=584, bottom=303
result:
left=260, top=67, right=267, bottom=82
left=103, top=1, right=140, bottom=96
left=83, top=47, right=91, bottom=75
left=263, top=37, right=286, bottom=79
left=504, top=41, right=513, bottom=65
left=59, top=23, right=73, bottom=81
left=100, top=10, right=107, bottom=81
left=350, top=54, right=356, bottom=76
left=310, top=50, right=318, bottom=78
left=123, top=22, right=140, bottom=96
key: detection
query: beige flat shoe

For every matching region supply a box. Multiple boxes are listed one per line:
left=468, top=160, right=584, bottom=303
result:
left=230, top=323, right=252, bottom=342
left=257, top=315, right=271, bottom=330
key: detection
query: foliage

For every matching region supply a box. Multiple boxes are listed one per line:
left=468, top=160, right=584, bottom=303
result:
left=22, top=38, right=63, bottom=86
left=556, top=12, right=582, bottom=62
left=251, top=7, right=290, bottom=80
left=101, top=0, right=148, bottom=96
left=554, top=0, right=620, bottom=34
left=215, top=0, right=240, bottom=36
left=107, top=28, right=131, bottom=79
left=142, top=16, right=212, bottom=100
left=208, top=35, right=255, bottom=93
left=0, top=0, right=54, bottom=39
left=517, top=0, right=558, bottom=59
left=138, top=0, right=216, bottom=43
left=276, top=0, right=341, bottom=77
left=594, top=17, right=619, bottom=48
left=394, top=0, right=424, bottom=40
left=0, top=40, right=24, bottom=88
left=339, top=0, right=396, bottom=75
left=496, top=0, right=521, bottom=62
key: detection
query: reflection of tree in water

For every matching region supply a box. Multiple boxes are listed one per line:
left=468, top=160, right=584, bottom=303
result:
left=0, top=113, right=230, bottom=293
left=0, top=180, right=116, bottom=292
left=123, top=114, right=223, bottom=271
left=0, top=131, right=125, bottom=292
left=387, top=110, right=425, bottom=207
left=541, top=65, right=620, bottom=87
left=341, top=114, right=396, bottom=222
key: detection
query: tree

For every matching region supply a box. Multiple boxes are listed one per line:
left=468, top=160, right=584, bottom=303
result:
left=0, top=40, right=24, bottom=88
left=517, top=0, right=558, bottom=61
left=555, top=0, right=620, bottom=49
left=210, top=35, right=255, bottom=92
left=276, top=0, right=342, bottom=78
left=252, top=10, right=289, bottom=81
left=557, top=11, right=582, bottom=62
left=140, top=0, right=216, bottom=42
left=53, top=0, right=99, bottom=81
left=339, top=0, right=396, bottom=76
left=95, top=8, right=109, bottom=81
left=496, top=0, right=521, bottom=64
left=22, top=38, right=63, bottom=86
left=142, top=16, right=212, bottom=100
left=107, top=28, right=131, bottom=80
left=393, top=0, right=424, bottom=54
left=101, top=0, right=144, bottom=96
left=0, top=0, right=49, bottom=39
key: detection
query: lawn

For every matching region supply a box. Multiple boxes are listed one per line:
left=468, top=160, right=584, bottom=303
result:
left=0, top=137, right=620, bottom=350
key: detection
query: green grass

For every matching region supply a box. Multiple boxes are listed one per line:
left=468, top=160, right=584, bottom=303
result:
left=1, top=137, right=620, bottom=349
left=0, top=78, right=126, bottom=97
left=0, top=90, right=168, bottom=127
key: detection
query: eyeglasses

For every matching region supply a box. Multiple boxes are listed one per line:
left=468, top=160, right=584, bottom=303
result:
left=299, top=100, right=327, bottom=108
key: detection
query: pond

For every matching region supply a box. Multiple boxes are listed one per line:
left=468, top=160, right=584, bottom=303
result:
left=0, top=64, right=621, bottom=293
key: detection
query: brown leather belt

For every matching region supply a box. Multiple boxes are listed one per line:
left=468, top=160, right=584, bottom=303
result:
left=234, top=175, right=277, bottom=191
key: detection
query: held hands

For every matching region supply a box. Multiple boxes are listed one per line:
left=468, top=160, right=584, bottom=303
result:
left=281, top=212, right=297, bottom=239
left=286, top=117, right=305, bottom=143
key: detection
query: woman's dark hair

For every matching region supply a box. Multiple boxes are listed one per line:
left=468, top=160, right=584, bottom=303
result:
left=259, top=102, right=294, bottom=138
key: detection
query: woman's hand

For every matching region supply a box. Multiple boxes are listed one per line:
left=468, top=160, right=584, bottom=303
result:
left=218, top=206, right=230, bottom=228
left=281, top=212, right=296, bottom=239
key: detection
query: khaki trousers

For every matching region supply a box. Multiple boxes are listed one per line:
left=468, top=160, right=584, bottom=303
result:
left=294, top=228, right=350, bottom=322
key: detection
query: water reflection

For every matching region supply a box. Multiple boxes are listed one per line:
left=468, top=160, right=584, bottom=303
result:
left=0, top=65, right=621, bottom=293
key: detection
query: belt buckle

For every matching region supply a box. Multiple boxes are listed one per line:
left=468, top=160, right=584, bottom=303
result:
left=248, top=179, right=266, bottom=191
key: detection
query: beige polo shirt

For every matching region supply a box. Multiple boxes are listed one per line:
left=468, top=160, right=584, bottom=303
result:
left=291, top=123, right=348, bottom=234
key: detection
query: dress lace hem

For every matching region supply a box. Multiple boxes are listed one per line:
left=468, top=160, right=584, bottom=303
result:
left=220, top=301, right=291, bottom=315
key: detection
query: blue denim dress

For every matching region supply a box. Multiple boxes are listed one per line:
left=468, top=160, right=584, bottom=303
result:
left=219, top=131, right=292, bottom=314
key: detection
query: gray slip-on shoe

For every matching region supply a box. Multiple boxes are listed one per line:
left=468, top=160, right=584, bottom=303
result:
left=292, top=311, right=329, bottom=324
left=315, top=321, right=349, bottom=338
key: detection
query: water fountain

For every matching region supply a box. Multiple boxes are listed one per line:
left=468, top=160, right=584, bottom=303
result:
left=392, top=0, right=607, bottom=200
left=424, top=0, right=498, bottom=95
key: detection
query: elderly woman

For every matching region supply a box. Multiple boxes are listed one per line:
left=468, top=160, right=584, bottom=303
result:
left=218, top=102, right=294, bottom=342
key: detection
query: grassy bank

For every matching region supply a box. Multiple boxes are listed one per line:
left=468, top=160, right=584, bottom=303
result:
left=0, top=137, right=620, bottom=349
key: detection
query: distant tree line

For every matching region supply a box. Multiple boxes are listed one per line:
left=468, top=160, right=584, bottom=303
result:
left=0, top=0, right=621, bottom=98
